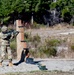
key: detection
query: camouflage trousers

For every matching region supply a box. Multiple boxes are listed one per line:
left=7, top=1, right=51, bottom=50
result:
left=0, top=45, right=12, bottom=62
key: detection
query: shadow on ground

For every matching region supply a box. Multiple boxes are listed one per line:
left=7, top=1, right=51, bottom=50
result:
left=13, top=50, right=47, bottom=70
left=13, top=50, right=41, bottom=65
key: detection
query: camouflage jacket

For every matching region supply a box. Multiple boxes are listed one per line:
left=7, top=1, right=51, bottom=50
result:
left=0, top=30, right=19, bottom=45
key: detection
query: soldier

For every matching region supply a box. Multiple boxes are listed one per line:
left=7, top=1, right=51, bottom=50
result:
left=0, top=25, right=19, bottom=66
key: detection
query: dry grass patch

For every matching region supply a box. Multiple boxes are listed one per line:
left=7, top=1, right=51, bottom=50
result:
left=1, top=71, right=74, bottom=75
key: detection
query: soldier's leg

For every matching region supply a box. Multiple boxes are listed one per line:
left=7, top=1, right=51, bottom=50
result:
left=0, top=45, right=6, bottom=66
left=24, top=49, right=29, bottom=62
left=7, top=46, right=13, bottom=66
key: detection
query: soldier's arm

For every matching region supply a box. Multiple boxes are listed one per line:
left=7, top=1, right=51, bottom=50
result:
left=10, top=31, right=19, bottom=39
left=14, top=31, right=19, bottom=36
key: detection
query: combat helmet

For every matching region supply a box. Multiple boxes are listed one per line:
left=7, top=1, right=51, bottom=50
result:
left=1, top=25, right=8, bottom=32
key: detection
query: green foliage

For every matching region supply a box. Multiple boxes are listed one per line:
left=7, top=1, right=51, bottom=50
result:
left=30, top=34, right=41, bottom=43
left=0, top=0, right=14, bottom=23
left=37, top=39, right=61, bottom=57
left=49, top=47, right=57, bottom=56
left=24, top=32, right=31, bottom=42
left=3, top=16, right=10, bottom=23
left=30, top=39, right=60, bottom=58
left=38, top=46, right=57, bottom=57
left=29, top=38, right=61, bottom=58
left=31, top=22, right=45, bottom=29
left=62, top=7, right=69, bottom=17
left=0, top=0, right=26, bottom=23
left=32, top=23, right=40, bottom=29
left=0, top=0, right=73, bottom=24
left=0, top=0, right=52, bottom=23
left=51, top=0, right=74, bottom=17
left=50, top=2, right=57, bottom=9
left=35, top=0, right=41, bottom=12
left=24, top=32, right=41, bottom=43
left=49, top=0, right=74, bottom=23
left=12, top=0, right=26, bottom=13
left=10, top=38, right=16, bottom=51
left=45, top=39, right=60, bottom=47
left=71, top=45, right=74, bottom=51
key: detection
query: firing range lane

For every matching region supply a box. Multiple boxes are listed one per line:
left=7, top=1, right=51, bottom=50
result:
left=0, top=59, right=74, bottom=74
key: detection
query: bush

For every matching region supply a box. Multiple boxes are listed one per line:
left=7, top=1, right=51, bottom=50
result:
left=38, top=39, right=59, bottom=57
left=31, top=22, right=46, bottom=29
left=29, top=49, right=41, bottom=58
left=32, top=22, right=40, bottom=29
left=48, top=47, right=57, bottom=56
left=24, top=32, right=41, bottom=43
left=0, top=27, right=1, bottom=32
left=38, top=46, right=57, bottom=57
left=31, top=34, right=41, bottom=48
left=29, top=38, right=59, bottom=58
left=31, top=34, right=41, bottom=42
left=45, top=39, right=60, bottom=47
left=10, top=38, right=16, bottom=51
left=10, top=38, right=17, bottom=58
left=71, top=45, right=74, bottom=51
left=24, top=32, right=31, bottom=42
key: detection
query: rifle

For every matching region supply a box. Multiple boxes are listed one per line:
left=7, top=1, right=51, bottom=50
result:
left=4, top=30, right=19, bottom=40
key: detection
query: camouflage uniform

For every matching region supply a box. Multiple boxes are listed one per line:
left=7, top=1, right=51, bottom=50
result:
left=0, top=26, right=19, bottom=65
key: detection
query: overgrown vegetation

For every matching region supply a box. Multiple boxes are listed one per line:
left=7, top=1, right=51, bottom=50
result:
left=31, top=22, right=45, bottom=29
left=10, top=38, right=17, bottom=58
left=36, top=39, right=60, bottom=57
left=38, top=46, right=57, bottom=57
left=45, top=39, right=60, bottom=47
left=26, top=34, right=61, bottom=58
left=10, top=38, right=16, bottom=50
left=8, top=30, right=74, bottom=59
left=9, top=29, right=74, bottom=58
left=71, top=44, right=74, bottom=51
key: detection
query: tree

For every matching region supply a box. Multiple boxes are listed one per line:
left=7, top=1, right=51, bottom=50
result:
left=0, top=0, right=27, bottom=24
left=0, top=0, right=14, bottom=24
left=0, top=0, right=73, bottom=25
left=50, top=0, right=74, bottom=22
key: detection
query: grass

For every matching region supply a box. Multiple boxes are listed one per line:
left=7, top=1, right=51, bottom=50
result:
left=10, top=31, right=74, bottom=58
left=10, top=38, right=16, bottom=51
left=1, top=71, right=74, bottom=75
left=10, top=38, right=17, bottom=58
left=31, top=22, right=45, bottom=29
left=45, top=39, right=61, bottom=46
left=8, top=24, right=74, bottom=58
left=27, top=33, right=64, bottom=58
left=70, top=44, right=74, bottom=51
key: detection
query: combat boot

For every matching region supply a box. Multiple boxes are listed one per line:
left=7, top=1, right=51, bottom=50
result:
left=9, top=62, right=13, bottom=66
left=24, top=55, right=29, bottom=62
left=0, top=62, right=2, bottom=67
left=8, top=59, right=13, bottom=66
left=0, top=60, right=3, bottom=67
